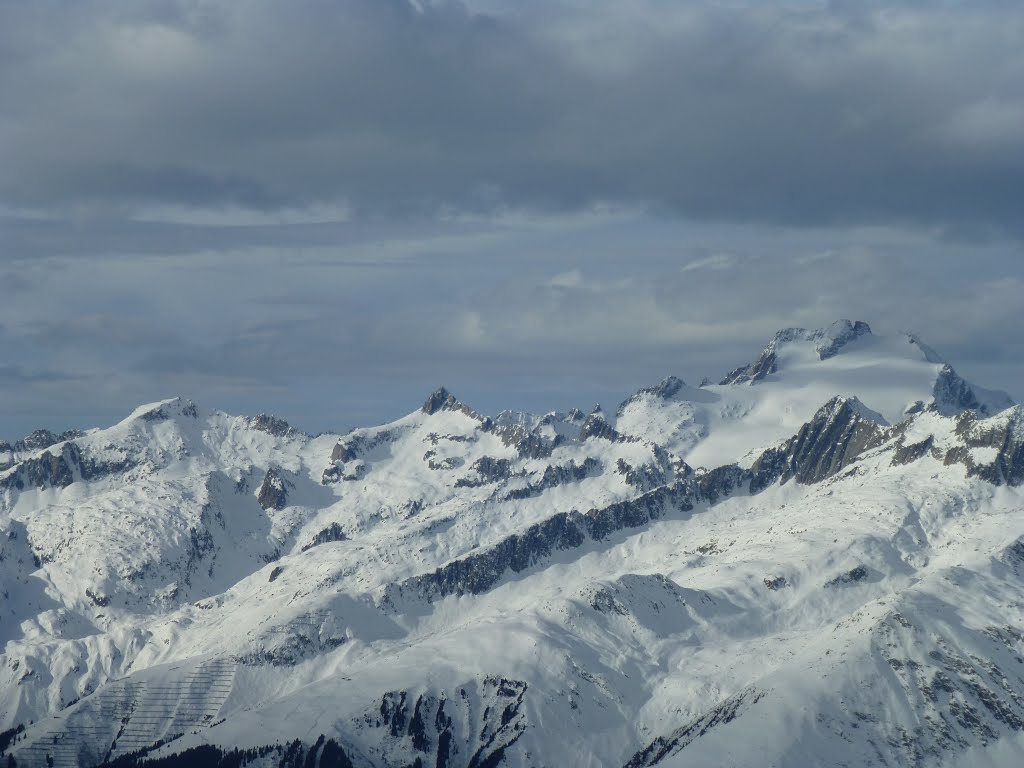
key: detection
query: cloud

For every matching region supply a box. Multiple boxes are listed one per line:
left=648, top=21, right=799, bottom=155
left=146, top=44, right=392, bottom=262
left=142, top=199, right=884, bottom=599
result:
left=3, top=2, right=1024, bottom=437
left=0, top=364, right=82, bottom=385
left=681, top=253, right=738, bottom=272
left=1, top=1, right=1023, bottom=237
left=545, top=270, right=584, bottom=289
left=3, top=218, right=1024, bottom=437
left=941, top=99, right=1024, bottom=149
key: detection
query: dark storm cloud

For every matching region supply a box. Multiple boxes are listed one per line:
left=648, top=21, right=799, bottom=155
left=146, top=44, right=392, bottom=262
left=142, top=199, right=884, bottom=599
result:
left=1, top=0, right=1023, bottom=235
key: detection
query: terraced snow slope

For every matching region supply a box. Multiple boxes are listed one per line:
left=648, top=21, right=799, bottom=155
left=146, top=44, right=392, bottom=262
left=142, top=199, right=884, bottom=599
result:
left=2, top=320, right=1024, bottom=768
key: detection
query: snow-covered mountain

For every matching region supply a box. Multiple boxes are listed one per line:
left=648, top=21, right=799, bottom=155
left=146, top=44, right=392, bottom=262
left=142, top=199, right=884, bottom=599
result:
left=3, top=320, right=1024, bottom=767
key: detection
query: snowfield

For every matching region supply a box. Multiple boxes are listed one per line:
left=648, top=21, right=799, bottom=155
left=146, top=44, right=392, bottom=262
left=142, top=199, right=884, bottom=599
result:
left=2, top=320, right=1024, bottom=768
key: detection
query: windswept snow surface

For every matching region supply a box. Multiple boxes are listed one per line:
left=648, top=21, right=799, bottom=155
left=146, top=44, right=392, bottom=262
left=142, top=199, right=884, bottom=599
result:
left=2, top=321, right=1024, bottom=768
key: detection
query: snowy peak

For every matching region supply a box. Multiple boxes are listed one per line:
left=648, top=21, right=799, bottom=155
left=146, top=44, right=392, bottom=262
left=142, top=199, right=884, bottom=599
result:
left=721, top=319, right=873, bottom=384
left=635, top=375, right=688, bottom=401
left=930, top=363, right=1014, bottom=416
left=813, top=394, right=889, bottom=426
left=616, top=376, right=691, bottom=414
left=613, top=321, right=1013, bottom=469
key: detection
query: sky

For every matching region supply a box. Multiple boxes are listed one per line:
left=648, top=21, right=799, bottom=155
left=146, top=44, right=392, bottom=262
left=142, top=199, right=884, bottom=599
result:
left=2, top=0, right=1024, bottom=437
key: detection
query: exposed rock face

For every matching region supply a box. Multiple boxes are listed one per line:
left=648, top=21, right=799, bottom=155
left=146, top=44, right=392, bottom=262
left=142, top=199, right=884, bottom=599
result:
left=932, top=364, right=984, bottom=414
left=579, top=414, right=623, bottom=442
left=502, top=457, right=601, bottom=501
left=323, top=428, right=405, bottom=483
left=825, top=565, right=869, bottom=587
left=257, top=467, right=288, bottom=511
left=719, top=347, right=779, bottom=385
left=866, top=611, right=1024, bottom=762
left=763, top=575, right=787, bottom=590
left=749, top=397, right=887, bottom=487
left=4, top=444, right=78, bottom=490
left=15, top=430, right=63, bottom=453
left=891, top=435, right=934, bottom=467
left=779, top=397, right=887, bottom=484
left=421, top=387, right=486, bottom=422
left=382, top=401, right=897, bottom=607
left=0, top=429, right=86, bottom=472
left=625, top=688, right=766, bottom=767
left=487, top=423, right=561, bottom=460
left=383, top=480, right=706, bottom=604
left=330, top=441, right=359, bottom=463
left=244, top=414, right=301, bottom=438
left=929, top=364, right=1013, bottom=417
left=816, top=320, right=873, bottom=359
left=366, top=678, right=528, bottom=768
left=943, top=407, right=1024, bottom=486
left=301, top=522, right=347, bottom=552
left=617, top=454, right=674, bottom=491
left=238, top=610, right=348, bottom=667
left=455, top=456, right=515, bottom=488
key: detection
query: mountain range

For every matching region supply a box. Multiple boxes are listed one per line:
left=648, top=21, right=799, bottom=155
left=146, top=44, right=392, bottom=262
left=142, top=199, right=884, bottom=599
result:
left=2, top=319, right=1024, bottom=767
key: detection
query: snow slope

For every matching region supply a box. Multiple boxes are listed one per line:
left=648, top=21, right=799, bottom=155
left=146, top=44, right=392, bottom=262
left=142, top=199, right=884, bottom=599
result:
left=2, top=320, right=1023, bottom=768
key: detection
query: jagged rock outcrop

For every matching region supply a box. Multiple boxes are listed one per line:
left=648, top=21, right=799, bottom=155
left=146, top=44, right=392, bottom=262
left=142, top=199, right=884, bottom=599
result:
left=719, top=343, right=781, bottom=385
left=382, top=469, right=762, bottom=604
left=301, top=522, right=347, bottom=552
left=12, top=429, right=83, bottom=453
left=825, top=565, right=869, bottom=587
left=455, top=456, right=516, bottom=488
left=749, top=397, right=888, bottom=487
left=1, top=442, right=79, bottom=490
left=244, top=414, right=302, bottom=438
left=942, top=407, right=1024, bottom=486
left=617, top=454, right=673, bottom=491
left=330, top=441, right=358, bottom=463
left=421, top=387, right=486, bottom=423
left=624, top=688, right=766, bottom=767
left=365, top=678, right=528, bottom=768
left=579, top=413, right=623, bottom=442
left=816, top=320, right=873, bottom=359
left=933, top=364, right=984, bottom=414
left=381, top=401, right=899, bottom=607
left=763, top=576, right=787, bottom=590
left=891, top=435, right=935, bottom=466
left=501, top=457, right=601, bottom=501
left=257, top=467, right=289, bottom=511
left=931, top=364, right=1012, bottom=416
left=488, top=421, right=563, bottom=459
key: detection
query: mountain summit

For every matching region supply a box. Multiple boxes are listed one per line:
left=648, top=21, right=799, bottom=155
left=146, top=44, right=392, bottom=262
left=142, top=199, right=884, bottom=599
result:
left=720, top=319, right=875, bottom=384
left=2, top=323, right=1023, bottom=768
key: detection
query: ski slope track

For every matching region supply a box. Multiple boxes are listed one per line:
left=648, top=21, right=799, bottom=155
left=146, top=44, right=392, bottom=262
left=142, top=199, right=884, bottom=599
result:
left=2, top=320, right=1024, bottom=767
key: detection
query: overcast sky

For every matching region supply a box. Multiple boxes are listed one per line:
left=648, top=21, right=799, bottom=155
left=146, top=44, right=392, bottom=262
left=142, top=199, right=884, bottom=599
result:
left=2, top=0, right=1024, bottom=437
